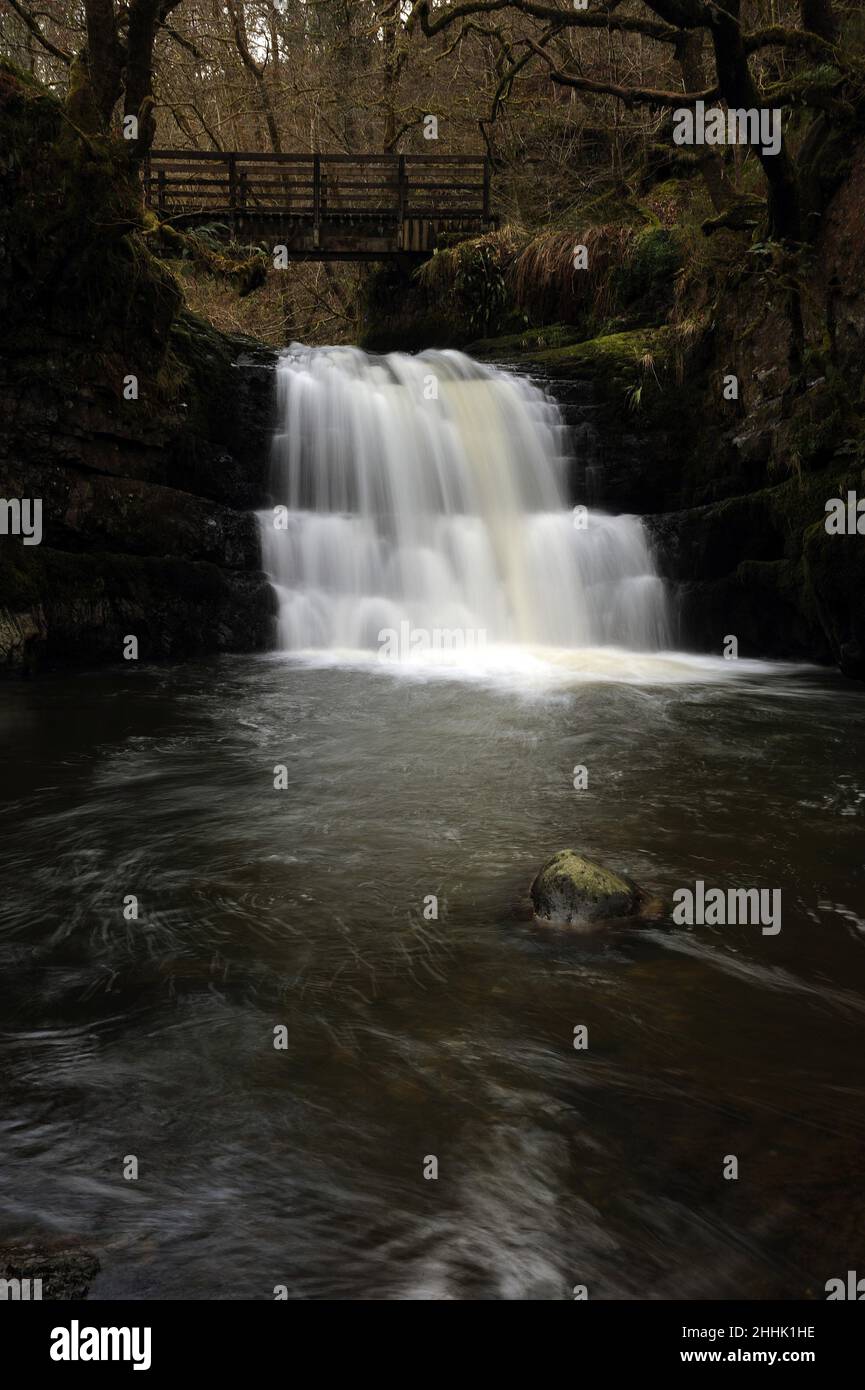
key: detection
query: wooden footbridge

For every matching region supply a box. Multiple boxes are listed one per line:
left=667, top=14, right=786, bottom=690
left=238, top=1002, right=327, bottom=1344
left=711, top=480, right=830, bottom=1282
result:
left=143, top=150, right=494, bottom=261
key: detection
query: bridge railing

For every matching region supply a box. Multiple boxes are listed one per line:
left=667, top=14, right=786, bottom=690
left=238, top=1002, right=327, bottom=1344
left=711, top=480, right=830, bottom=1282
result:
left=143, top=151, right=491, bottom=225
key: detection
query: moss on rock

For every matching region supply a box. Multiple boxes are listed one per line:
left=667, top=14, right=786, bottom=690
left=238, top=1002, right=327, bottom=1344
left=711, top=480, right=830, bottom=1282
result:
left=530, top=850, right=641, bottom=926
left=470, top=325, right=673, bottom=377
left=466, top=324, right=588, bottom=357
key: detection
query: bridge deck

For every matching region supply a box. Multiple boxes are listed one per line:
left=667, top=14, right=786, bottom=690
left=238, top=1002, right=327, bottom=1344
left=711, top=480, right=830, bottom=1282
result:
left=143, top=150, right=494, bottom=260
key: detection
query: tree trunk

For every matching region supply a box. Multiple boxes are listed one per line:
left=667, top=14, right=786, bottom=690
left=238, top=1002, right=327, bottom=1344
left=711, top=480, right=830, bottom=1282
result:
left=226, top=0, right=282, bottom=152
left=708, top=0, right=801, bottom=240
left=66, top=0, right=124, bottom=134
left=381, top=0, right=400, bottom=152
left=125, top=0, right=162, bottom=155
left=799, top=0, right=838, bottom=43
left=677, top=30, right=731, bottom=212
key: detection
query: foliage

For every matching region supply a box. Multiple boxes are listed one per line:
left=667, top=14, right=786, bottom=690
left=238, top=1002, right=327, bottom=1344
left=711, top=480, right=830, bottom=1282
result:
left=612, top=227, right=682, bottom=314
left=414, top=229, right=518, bottom=340
left=144, top=217, right=268, bottom=297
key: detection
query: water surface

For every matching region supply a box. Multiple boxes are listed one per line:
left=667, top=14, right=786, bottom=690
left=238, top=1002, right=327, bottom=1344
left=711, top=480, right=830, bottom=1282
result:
left=1, top=654, right=863, bottom=1299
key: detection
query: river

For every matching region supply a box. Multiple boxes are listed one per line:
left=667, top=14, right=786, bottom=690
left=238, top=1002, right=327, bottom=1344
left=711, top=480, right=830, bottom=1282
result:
left=2, top=651, right=864, bottom=1297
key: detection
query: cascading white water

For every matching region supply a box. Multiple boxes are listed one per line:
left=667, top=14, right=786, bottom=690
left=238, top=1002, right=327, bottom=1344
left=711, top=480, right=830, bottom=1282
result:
left=259, top=344, right=670, bottom=661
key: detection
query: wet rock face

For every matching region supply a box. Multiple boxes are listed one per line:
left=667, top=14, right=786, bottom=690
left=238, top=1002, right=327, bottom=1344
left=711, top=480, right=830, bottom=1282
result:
left=0, top=70, right=279, bottom=672
left=535, top=363, right=690, bottom=516
left=0, top=549, right=277, bottom=671
left=0, top=321, right=278, bottom=672
left=803, top=522, right=865, bottom=678
left=484, top=308, right=861, bottom=673
left=531, top=850, right=641, bottom=926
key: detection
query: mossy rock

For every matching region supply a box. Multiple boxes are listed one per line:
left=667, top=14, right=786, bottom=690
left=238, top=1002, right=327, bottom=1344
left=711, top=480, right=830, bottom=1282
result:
left=530, top=850, right=641, bottom=926
left=469, top=325, right=673, bottom=381
left=527, top=326, right=674, bottom=380
left=466, top=323, right=586, bottom=357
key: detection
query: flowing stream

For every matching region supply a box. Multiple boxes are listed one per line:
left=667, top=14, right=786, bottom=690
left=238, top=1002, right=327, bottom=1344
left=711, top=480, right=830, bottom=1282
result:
left=0, top=350, right=863, bottom=1299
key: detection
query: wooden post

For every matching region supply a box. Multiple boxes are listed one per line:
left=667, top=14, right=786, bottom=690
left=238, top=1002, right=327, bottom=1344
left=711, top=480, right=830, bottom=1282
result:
left=397, top=154, right=406, bottom=250
left=313, top=155, right=321, bottom=247
left=157, top=166, right=166, bottom=216
left=143, top=153, right=151, bottom=208
left=397, top=155, right=407, bottom=218
left=228, top=155, right=238, bottom=235
left=482, top=158, right=491, bottom=222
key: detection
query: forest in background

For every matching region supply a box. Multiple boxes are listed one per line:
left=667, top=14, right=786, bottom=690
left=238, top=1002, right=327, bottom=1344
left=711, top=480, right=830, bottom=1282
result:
left=2, top=0, right=862, bottom=346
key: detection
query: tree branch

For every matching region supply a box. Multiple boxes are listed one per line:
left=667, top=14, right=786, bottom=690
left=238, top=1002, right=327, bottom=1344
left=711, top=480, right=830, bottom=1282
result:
left=157, top=20, right=204, bottom=62
left=528, top=39, right=717, bottom=109
left=478, top=23, right=563, bottom=161
left=549, top=69, right=718, bottom=108
left=4, top=0, right=71, bottom=63
left=641, top=0, right=710, bottom=28
left=410, top=0, right=680, bottom=46
left=746, top=25, right=837, bottom=58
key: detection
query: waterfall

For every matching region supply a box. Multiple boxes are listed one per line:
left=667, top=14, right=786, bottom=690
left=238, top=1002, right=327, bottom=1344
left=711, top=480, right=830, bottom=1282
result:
left=259, top=345, right=670, bottom=660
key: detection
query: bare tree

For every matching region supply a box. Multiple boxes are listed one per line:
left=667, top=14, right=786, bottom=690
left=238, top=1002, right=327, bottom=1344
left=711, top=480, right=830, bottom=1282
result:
left=409, top=0, right=848, bottom=239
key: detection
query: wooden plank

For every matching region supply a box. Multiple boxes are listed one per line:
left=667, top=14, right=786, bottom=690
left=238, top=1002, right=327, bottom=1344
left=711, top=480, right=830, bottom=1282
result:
left=157, top=177, right=232, bottom=188
left=150, top=161, right=231, bottom=171
left=403, top=154, right=486, bottom=164
left=159, top=190, right=231, bottom=201
left=151, top=149, right=485, bottom=166
left=228, top=171, right=313, bottom=179
left=320, top=178, right=400, bottom=188
left=402, top=181, right=484, bottom=191
left=151, top=149, right=315, bottom=164
left=405, top=206, right=491, bottom=217
left=318, top=154, right=397, bottom=165
left=233, top=165, right=313, bottom=174
left=313, top=154, right=321, bottom=245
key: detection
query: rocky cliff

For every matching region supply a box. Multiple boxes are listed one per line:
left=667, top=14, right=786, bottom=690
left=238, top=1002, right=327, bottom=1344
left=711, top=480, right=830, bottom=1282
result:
left=0, top=62, right=276, bottom=672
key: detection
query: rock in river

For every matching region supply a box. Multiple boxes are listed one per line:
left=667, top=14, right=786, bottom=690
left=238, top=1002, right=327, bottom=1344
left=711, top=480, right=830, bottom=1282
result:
left=530, top=849, right=641, bottom=926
